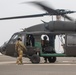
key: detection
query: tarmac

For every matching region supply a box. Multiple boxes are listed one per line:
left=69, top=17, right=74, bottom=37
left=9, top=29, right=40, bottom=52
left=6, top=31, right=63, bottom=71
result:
left=0, top=53, right=76, bottom=75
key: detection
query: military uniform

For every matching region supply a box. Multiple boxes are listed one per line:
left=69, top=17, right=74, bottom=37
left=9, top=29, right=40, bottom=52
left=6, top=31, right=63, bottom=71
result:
left=41, top=35, right=49, bottom=63
left=15, top=40, right=26, bottom=64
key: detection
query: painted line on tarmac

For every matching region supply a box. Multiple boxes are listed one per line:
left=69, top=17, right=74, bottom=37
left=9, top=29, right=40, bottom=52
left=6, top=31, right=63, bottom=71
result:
left=59, top=61, right=74, bottom=62
left=23, top=63, right=76, bottom=66
left=0, top=62, right=75, bottom=65
left=0, top=61, right=76, bottom=65
left=0, top=61, right=15, bottom=65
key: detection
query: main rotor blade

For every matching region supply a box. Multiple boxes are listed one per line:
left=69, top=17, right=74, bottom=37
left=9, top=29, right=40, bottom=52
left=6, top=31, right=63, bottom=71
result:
left=0, top=13, right=49, bottom=20
left=29, top=1, right=73, bottom=21
left=29, top=1, right=57, bottom=15
left=62, top=14, right=73, bottom=21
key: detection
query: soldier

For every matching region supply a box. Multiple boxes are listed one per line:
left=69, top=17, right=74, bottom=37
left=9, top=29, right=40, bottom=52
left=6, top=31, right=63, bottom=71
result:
left=41, top=34, right=49, bottom=63
left=15, top=37, right=27, bottom=65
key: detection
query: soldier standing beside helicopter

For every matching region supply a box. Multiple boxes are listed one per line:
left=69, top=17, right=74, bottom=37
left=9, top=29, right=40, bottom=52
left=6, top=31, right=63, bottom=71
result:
left=41, top=34, right=49, bottom=63
left=15, top=37, right=27, bottom=65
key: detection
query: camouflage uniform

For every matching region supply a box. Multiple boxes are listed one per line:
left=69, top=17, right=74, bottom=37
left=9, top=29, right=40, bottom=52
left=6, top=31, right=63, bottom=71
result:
left=15, top=40, right=26, bottom=64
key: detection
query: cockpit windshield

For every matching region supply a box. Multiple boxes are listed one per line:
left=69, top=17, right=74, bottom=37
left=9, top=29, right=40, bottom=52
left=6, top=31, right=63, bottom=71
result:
left=11, top=34, right=19, bottom=40
left=8, top=33, right=20, bottom=44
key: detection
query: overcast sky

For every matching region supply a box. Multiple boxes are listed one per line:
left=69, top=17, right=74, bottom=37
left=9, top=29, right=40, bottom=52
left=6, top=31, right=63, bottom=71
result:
left=0, top=0, right=76, bottom=52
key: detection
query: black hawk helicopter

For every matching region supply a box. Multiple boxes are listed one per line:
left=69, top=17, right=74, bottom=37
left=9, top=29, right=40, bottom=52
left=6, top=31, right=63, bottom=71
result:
left=0, top=1, right=76, bottom=63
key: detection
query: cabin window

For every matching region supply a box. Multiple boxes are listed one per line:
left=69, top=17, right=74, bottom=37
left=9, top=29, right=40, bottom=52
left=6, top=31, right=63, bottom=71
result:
left=26, top=34, right=35, bottom=47
left=67, top=34, right=76, bottom=46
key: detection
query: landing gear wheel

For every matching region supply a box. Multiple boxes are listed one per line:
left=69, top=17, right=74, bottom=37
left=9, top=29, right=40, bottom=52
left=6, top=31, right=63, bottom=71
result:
left=48, top=57, right=56, bottom=63
left=31, top=54, right=40, bottom=64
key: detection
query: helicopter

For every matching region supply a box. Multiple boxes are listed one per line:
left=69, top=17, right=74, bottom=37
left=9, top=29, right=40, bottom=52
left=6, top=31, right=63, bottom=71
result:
left=0, top=1, right=76, bottom=63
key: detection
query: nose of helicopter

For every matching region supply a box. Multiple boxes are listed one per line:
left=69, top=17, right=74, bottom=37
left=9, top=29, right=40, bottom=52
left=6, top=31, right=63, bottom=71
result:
left=0, top=47, right=2, bottom=52
left=0, top=46, right=6, bottom=55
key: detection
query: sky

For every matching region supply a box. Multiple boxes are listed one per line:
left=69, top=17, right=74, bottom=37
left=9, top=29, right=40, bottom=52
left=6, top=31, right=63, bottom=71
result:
left=0, top=0, right=76, bottom=53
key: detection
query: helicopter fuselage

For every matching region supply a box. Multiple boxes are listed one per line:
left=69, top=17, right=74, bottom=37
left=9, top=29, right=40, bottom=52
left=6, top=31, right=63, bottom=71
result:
left=0, top=21, right=76, bottom=63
